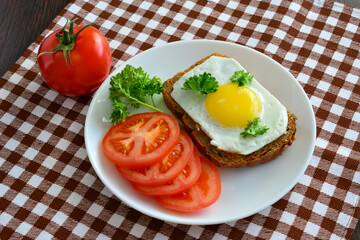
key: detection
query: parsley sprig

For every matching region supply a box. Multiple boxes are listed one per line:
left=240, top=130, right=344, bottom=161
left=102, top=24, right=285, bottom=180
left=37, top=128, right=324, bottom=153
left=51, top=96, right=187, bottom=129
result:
left=240, top=117, right=269, bottom=138
left=182, top=72, right=219, bottom=95
left=230, top=70, right=253, bottom=86
left=109, top=65, right=163, bottom=124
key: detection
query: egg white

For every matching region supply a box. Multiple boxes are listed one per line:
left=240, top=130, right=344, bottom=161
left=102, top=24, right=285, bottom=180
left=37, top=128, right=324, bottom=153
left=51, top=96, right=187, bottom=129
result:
left=171, top=56, right=288, bottom=155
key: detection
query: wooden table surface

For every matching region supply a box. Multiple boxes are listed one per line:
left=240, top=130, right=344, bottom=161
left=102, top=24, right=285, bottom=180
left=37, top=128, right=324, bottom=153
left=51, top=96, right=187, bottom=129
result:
left=0, top=0, right=359, bottom=239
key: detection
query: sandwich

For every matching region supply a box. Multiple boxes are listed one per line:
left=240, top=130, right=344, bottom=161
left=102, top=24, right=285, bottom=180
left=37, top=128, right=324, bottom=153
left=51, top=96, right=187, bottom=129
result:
left=162, top=53, right=296, bottom=168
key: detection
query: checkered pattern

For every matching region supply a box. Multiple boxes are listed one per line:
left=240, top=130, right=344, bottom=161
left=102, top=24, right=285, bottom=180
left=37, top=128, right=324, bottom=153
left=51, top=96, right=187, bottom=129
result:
left=1, top=0, right=359, bottom=239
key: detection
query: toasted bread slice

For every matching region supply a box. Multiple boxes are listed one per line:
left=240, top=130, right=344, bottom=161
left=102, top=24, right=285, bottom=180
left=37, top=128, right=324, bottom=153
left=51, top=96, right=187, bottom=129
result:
left=162, top=53, right=297, bottom=168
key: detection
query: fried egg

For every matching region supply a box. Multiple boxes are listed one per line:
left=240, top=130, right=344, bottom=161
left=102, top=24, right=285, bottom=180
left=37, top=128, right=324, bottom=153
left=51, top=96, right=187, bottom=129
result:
left=171, top=56, right=288, bottom=155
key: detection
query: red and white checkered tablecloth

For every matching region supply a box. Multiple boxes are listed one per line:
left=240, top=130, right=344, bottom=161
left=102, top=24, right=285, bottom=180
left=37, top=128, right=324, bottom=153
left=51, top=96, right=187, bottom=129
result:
left=1, top=0, right=359, bottom=239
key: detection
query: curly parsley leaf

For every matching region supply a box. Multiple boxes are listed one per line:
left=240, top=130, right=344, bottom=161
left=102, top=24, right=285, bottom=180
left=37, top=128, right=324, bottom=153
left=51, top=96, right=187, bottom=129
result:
left=240, top=117, right=269, bottom=138
left=110, top=98, right=130, bottom=123
left=109, top=65, right=163, bottom=124
left=182, top=72, right=219, bottom=95
left=230, top=70, right=253, bottom=87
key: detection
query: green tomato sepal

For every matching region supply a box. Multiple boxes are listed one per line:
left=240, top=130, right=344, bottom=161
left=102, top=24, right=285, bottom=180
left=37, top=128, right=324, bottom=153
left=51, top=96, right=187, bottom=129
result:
left=37, top=18, right=95, bottom=66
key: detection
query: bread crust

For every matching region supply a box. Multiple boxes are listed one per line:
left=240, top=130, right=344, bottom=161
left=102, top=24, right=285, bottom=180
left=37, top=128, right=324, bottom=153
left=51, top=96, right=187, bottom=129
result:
left=162, top=53, right=297, bottom=168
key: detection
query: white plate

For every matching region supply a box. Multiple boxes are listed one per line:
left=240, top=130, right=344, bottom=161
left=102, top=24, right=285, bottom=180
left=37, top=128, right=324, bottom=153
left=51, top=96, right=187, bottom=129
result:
left=84, top=40, right=316, bottom=225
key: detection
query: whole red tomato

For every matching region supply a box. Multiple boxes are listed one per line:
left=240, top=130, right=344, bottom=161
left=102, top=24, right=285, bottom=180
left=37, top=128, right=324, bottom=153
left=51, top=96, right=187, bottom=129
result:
left=38, top=19, right=112, bottom=97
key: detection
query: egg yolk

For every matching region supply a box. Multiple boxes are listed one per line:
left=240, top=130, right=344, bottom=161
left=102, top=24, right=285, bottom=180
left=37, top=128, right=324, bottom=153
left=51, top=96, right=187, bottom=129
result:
left=205, top=83, right=262, bottom=128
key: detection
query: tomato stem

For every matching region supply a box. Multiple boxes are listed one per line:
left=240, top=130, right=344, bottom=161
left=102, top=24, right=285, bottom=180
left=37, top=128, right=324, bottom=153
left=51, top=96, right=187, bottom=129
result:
left=63, top=29, right=72, bottom=45
left=37, top=18, right=95, bottom=66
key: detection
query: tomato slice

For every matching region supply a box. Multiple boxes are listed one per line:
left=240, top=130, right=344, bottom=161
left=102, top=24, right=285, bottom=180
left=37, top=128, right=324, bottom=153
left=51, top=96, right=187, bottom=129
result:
left=155, top=156, right=221, bottom=212
left=116, top=131, right=194, bottom=185
left=131, top=147, right=201, bottom=195
left=102, top=112, right=180, bottom=168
